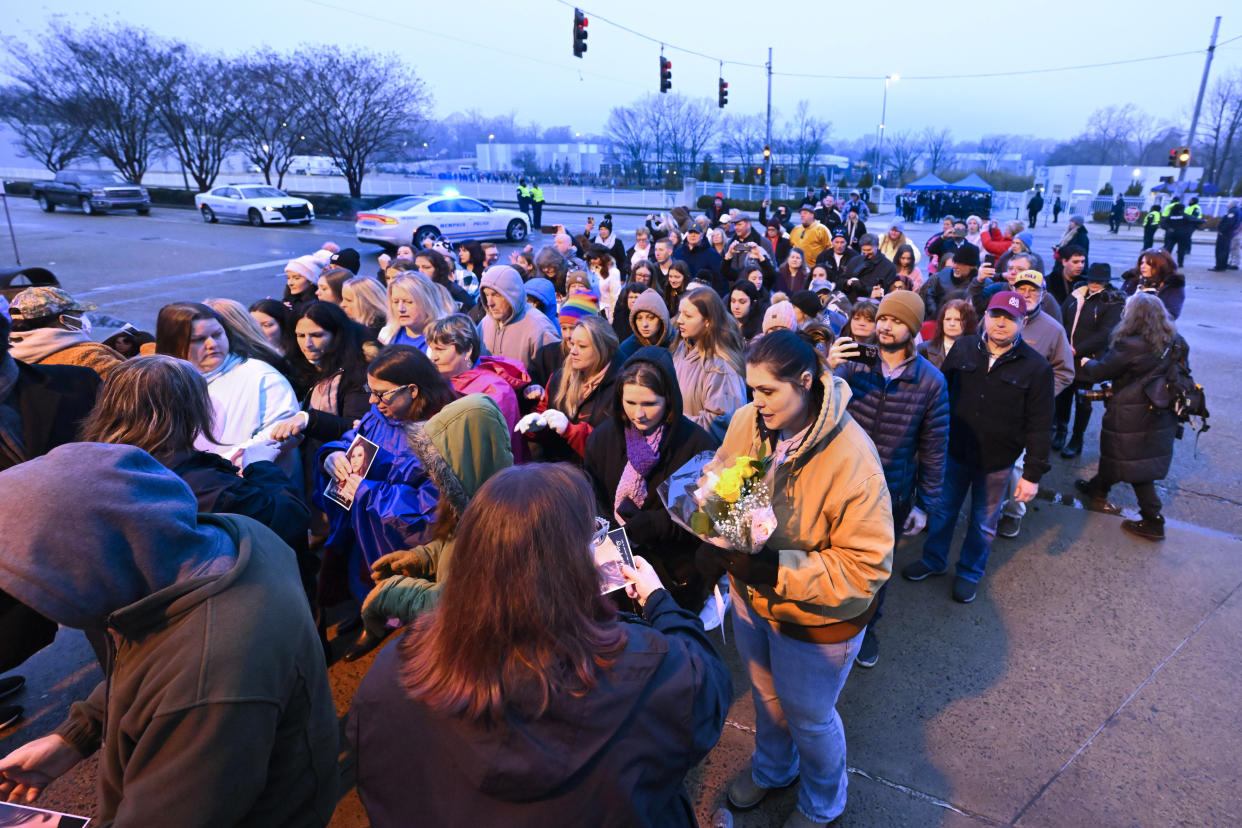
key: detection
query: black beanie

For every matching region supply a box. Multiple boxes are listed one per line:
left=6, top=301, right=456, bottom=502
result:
left=790, top=290, right=822, bottom=319
left=331, top=247, right=361, bottom=275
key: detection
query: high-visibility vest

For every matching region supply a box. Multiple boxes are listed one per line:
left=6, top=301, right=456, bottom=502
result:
left=1187, top=204, right=1202, bottom=219
left=1143, top=209, right=1161, bottom=227
left=530, top=186, right=545, bottom=203
left=516, top=185, right=530, bottom=199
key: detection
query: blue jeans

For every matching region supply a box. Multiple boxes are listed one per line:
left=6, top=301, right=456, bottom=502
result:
left=731, top=591, right=864, bottom=823
left=920, top=456, right=1013, bottom=583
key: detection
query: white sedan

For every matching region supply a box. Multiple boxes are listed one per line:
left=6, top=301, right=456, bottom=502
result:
left=354, top=193, right=528, bottom=250
left=195, top=185, right=315, bottom=226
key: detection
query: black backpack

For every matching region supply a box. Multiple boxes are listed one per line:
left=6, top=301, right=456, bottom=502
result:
left=1146, top=338, right=1209, bottom=440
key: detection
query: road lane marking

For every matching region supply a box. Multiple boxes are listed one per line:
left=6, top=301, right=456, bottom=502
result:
left=76, top=258, right=290, bottom=299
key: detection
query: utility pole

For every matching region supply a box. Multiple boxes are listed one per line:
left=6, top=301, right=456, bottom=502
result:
left=1180, top=15, right=1220, bottom=183
left=764, top=47, right=773, bottom=201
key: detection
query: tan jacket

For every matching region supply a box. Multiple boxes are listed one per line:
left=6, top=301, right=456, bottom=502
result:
left=715, top=373, right=893, bottom=629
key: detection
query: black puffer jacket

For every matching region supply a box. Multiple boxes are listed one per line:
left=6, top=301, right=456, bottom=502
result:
left=1079, top=335, right=1186, bottom=483
left=924, top=268, right=975, bottom=319
left=834, top=354, right=949, bottom=514
left=584, top=346, right=719, bottom=608
left=843, top=252, right=897, bottom=302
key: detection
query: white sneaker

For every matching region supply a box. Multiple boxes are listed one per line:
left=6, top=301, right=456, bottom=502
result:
left=698, top=579, right=732, bottom=630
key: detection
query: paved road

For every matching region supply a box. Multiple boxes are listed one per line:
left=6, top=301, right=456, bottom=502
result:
left=1, top=197, right=1240, bottom=826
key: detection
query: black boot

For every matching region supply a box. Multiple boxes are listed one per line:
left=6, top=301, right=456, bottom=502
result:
left=1074, top=478, right=1109, bottom=511
left=1051, top=425, right=1067, bottom=452
left=1061, top=434, right=1083, bottom=458
left=1121, top=514, right=1165, bottom=541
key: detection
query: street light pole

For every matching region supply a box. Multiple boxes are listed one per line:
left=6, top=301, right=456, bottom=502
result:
left=876, top=74, right=897, bottom=184
left=1179, top=15, right=1220, bottom=183
left=764, top=46, right=773, bottom=201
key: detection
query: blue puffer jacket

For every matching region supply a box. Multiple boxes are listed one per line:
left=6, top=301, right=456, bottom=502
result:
left=834, top=354, right=949, bottom=513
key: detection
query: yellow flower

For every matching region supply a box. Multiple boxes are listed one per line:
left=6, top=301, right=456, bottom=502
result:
left=718, top=481, right=741, bottom=503
left=717, top=467, right=741, bottom=494
left=738, top=462, right=756, bottom=479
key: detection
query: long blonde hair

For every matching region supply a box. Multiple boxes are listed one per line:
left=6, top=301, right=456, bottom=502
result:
left=386, top=272, right=455, bottom=333
left=552, top=315, right=618, bottom=420
left=343, top=276, right=389, bottom=329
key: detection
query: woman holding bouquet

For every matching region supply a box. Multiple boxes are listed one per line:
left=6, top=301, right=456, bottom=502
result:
left=698, top=329, right=893, bottom=828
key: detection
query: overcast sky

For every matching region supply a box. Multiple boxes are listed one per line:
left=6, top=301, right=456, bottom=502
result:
left=7, top=0, right=1242, bottom=144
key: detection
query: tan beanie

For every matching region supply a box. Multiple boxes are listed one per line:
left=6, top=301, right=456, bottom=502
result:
left=877, top=290, right=924, bottom=334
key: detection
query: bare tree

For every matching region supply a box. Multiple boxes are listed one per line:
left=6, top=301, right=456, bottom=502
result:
left=1082, top=105, right=1141, bottom=164
left=921, top=127, right=953, bottom=174
left=0, top=86, right=90, bottom=172
left=886, top=130, right=921, bottom=184
left=719, top=112, right=766, bottom=178
left=605, top=102, right=652, bottom=184
left=289, top=46, right=431, bottom=198
left=664, top=95, right=720, bottom=173
left=231, top=53, right=312, bottom=188
left=1199, top=69, right=1242, bottom=188
left=1131, top=115, right=1173, bottom=167
left=153, top=52, right=243, bottom=191
left=4, top=22, right=175, bottom=183
left=785, top=100, right=831, bottom=182
left=976, top=134, right=1011, bottom=172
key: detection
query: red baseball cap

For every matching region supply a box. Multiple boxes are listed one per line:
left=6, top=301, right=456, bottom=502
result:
left=987, top=291, right=1024, bottom=319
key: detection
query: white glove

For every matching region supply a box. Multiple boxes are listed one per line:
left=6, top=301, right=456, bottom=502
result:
left=240, top=439, right=282, bottom=469
left=515, top=413, right=547, bottom=434
left=542, top=409, right=569, bottom=435
left=902, top=506, right=927, bottom=536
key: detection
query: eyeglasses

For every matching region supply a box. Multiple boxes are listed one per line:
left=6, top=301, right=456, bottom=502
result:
left=365, top=384, right=412, bottom=404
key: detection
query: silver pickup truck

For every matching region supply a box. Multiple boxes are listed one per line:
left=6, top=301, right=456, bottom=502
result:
left=31, top=170, right=151, bottom=215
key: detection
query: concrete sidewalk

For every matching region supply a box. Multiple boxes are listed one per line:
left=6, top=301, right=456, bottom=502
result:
left=689, top=498, right=1242, bottom=826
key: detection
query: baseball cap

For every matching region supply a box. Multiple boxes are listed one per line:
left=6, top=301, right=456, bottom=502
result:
left=1013, top=270, right=1045, bottom=289
left=799, top=203, right=816, bottom=213
left=987, top=291, right=1025, bottom=319
left=10, top=287, right=96, bottom=323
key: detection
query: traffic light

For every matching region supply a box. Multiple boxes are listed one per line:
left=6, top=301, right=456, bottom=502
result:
left=1177, top=147, right=1191, bottom=168
left=717, top=77, right=728, bottom=108
left=659, top=56, right=672, bottom=93
left=572, top=9, right=588, bottom=58
left=1167, top=148, right=1177, bottom=167
left=763, top=145, right=771, bottom=161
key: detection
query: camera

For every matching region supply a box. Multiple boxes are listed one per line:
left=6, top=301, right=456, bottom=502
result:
left=1077, top=383, right=1113, bottom=403
left=845, top=342, right=880, bottom=365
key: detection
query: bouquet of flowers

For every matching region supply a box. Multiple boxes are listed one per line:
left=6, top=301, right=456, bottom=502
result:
left=659, top=450, right=778, bottom=554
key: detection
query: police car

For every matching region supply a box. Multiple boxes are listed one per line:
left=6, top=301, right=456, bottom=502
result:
left=195, top=185, right=314, bottom=226
left=354, top=191, right=529, bottom=250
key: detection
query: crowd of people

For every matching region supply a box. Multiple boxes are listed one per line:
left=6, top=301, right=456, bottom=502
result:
left=0, top=193, right=1209, bottom=827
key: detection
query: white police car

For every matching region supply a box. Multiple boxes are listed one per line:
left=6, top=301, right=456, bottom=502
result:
left=354, top=191, right=529, bottom=250
left=195, top=185, right=315, bottom=226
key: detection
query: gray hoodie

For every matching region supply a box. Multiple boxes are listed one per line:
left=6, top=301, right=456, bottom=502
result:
left=478, top=265, right=561, bottom=370
left=0, top=443, right=339, bottom=827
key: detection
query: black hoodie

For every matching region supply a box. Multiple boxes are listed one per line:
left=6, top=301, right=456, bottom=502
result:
left=584, top=347, right=719, bottom=607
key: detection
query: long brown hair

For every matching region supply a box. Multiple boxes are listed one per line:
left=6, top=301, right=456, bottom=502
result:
left=80, top=355, right=216, bottom=460
left=399, top=464, right=627, bottom=723
left=672, top=287, right=745, bottom=374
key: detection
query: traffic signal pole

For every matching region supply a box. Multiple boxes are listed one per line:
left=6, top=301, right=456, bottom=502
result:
left=1179, top=15, right=1220, bottom=182
left=764, top=47, right=772, bottom=201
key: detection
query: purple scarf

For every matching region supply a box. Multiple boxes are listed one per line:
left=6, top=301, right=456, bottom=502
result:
left=614, top=425, right=664, bottom=523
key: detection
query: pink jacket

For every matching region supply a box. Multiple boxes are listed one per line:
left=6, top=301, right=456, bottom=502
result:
left=451, top=356, right=529, bottom=462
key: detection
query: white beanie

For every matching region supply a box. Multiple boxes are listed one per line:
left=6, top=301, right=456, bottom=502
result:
left=311, top=249, right=333, bottom=267
left=286, top=256, right=320, bottom=284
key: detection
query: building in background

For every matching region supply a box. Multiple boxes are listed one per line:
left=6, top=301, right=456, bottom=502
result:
left=475, top=142, right=606, bottom=176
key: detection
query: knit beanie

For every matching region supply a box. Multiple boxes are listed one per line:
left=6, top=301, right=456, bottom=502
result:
left=286, top=256, right=320, bottom=284
left=790, top=290, right=822, bottom=320
left=878, top=290, right=925, bottom=334
left=762, top=300, right=798, bottom=334
left=311, top=250, right=333, bottom=268
left=559, top=292, right=599, bottom=326
left=330, top=247, right=361, bottom=275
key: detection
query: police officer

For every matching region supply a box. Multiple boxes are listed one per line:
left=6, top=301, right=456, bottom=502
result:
left=529, top=180, right=545, bottom=234
left=516, top=178, right=532, bottom=225
left=1142, top=202, right=1162, bottom=249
